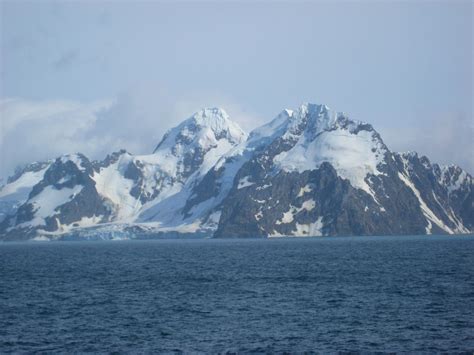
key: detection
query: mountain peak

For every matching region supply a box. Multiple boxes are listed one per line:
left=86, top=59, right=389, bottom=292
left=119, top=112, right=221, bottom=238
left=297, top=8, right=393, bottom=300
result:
left=191, top=107, right=230, bottom=124
left=153, top=108, right=247, bottom=154
left=299, top=102, right=330, bottom=115
left=189, top=107, right=246, bottom=142
left=251, top=102, right=364, bottom=143
left=246, top=102, right=388, bottom=196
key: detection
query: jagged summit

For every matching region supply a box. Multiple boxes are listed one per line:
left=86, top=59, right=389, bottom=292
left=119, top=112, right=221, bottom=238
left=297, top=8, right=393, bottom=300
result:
left=153, top=107, right=247, bottom=154
left=189, top=107, right=235, bottom=133
left=143, top=108, right=248, bottom=183
left=292, top=103, right=373, bottom=134
left=249, top=102, right=371, bottom=143
left=299, top=102, right=331, bottom=119
left=240, top=103, right=387, bottom=195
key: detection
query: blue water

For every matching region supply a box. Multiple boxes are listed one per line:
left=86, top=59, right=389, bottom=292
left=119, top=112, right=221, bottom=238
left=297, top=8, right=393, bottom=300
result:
left=1, top=235, right=473, bottom=353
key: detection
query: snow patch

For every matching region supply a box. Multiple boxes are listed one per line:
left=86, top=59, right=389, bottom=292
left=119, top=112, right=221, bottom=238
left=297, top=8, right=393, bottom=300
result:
left=237, top=176, right=255, bottom=189
left=301, top=199, right=316, bottom=211
left=297, top=184, right=313, bottom=197
left=294, top=217, right=324, bottom=236
left=275, top=199, right=316, bottom=225
left=268, top=229, right=285, bottom=237
left=58, top=175, right=72, bottom=184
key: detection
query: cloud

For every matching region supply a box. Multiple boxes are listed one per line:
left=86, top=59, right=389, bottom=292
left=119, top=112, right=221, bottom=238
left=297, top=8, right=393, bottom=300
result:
left=90, top=87, right=265, bottom=153
left=0, top=97, right=112, bottom=181
left=0, top=92, right=264, bottom=181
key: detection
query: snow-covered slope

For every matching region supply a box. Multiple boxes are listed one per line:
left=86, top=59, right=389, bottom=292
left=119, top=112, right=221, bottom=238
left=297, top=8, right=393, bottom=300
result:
left=0, top=162, right=51, bottom=223
left=91, top=108, right=247, bottom=226
left=271, top=104, right=387, bottom=196
left=133, top=108, right=247, bottom=231
left=0, top=103, right=471, bottom=241
left=0, top=108, right=247, bottom=240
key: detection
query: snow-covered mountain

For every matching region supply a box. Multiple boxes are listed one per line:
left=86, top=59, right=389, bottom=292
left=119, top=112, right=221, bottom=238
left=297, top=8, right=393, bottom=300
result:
left=0, top=108, right=247, bottom=240
left=191, top=103, right=472, bottom=237
left=0, top=103, right=472, bottom=241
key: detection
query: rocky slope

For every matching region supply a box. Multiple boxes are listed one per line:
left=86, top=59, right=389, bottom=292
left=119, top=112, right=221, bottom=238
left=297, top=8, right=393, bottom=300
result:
left=0, top=104, right=471, bottom=240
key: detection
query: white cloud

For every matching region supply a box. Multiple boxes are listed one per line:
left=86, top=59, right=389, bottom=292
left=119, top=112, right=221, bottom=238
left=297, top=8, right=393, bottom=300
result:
left=0, top=98, right=112, bottom=180
left=0, top=93, right=265, bottom=181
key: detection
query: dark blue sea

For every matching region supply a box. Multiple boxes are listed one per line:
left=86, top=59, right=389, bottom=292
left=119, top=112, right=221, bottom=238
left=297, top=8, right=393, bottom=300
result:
left=1, top=235, right=473, bottom=353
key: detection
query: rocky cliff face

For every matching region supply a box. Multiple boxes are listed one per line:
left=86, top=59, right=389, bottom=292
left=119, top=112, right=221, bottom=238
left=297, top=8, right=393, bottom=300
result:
left=204, top=104, right=472, bottom=237
left=0, top=103, right=471, bottom=240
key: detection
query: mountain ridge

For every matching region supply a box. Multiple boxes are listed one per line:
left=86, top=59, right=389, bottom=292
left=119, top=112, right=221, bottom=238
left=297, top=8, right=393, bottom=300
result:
left=0, top=103, right=472, bottom=241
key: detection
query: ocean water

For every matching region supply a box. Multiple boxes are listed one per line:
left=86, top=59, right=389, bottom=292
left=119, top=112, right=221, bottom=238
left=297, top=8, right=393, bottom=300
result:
left=1, top=235, right=473, bottom=353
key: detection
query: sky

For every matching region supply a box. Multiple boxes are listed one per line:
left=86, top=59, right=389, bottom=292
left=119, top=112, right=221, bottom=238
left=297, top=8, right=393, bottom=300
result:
left=0, top=0, right=472, bottom=180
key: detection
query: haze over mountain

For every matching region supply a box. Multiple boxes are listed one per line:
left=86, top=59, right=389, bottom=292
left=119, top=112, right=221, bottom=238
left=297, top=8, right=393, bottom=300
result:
left=0, top=103, right=471, bottom=241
